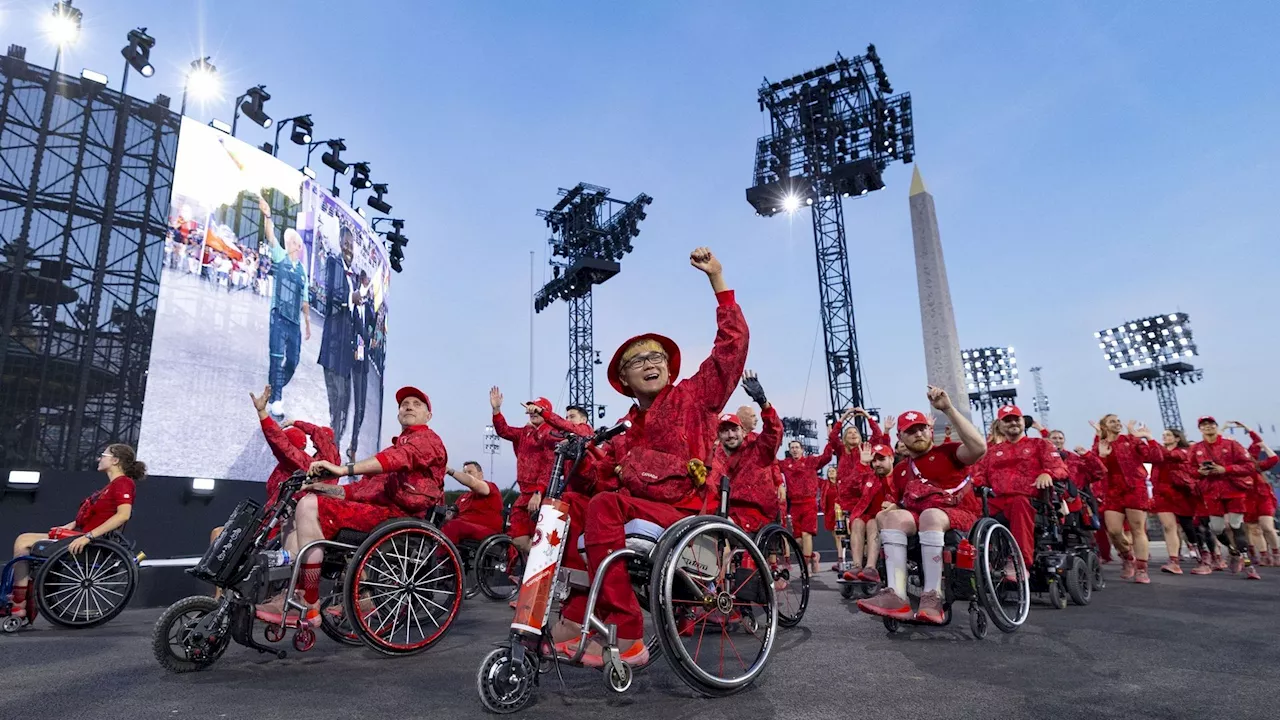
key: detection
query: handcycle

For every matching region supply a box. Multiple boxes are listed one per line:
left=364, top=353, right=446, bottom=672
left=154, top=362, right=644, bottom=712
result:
left=873, top=487, right=1030, bottom=639
left=476, top=422, right=780, bottom=712
left=1, top=531, right=141, bottom=633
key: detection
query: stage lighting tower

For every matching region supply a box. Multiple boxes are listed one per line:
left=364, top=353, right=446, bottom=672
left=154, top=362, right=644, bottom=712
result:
left=963, top=346, right=1019, bottom=433
left=483, top=424, right=500, bottom=481
left=44, top=0, right=82, bottom=74
left=747, top=46, right=915, bottom=425
left=180, top=56, right=218, bottom=115
left=534, top=183, right=652, bottom=413
left=1095, top=313, right=1201, bottom=431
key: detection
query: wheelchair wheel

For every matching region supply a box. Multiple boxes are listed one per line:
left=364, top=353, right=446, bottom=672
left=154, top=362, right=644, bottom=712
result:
left=883, top=617, right=901, bottom=634
left=474, top=535, right=523, bottom=601
left=968, top=606, right=988, bottom=639
left=650, top=518, right=777, bottom=697
left=971, top=518, right=1030, bottom=634
left=152, top=595, right=230, bottom=673
left=1088, top=552, right=1106, bottom=591
left=319, top=579, right=361, bottom=646
left=1065, top=556, right=1092, bottom=606
left=476, top=647, right=536, bottom=714
left=754, top=525, right=809, bottom=628
left=1047, top=579, right=1067, bottom=610
left=35, top=538, right=137, bottom=628
left=345, top=519, right=464, bottom=656
left=840, top=583, right=855, bottom=600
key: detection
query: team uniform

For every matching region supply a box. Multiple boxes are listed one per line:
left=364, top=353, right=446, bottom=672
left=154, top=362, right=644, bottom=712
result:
left=492, top=408, right=557, bottom=539
left=713, top=406, right=784, bottom=534
left=840, top=457, right=891, bottom=525
left=889, top=442, right=982, bottom=533
left=441, top=481, right=504, bottom=544
left=970, top=435, right=1069, bottom=567
left=260, top=418, right=340, bottom=506
left=1093, top=434, right=1159, bottom=513
left=1149, top=445, right=1199, bottom=517
left=1244, top=431, right=1278, bottom=525
left=315, top=424, right=447, bottom=538
left=778, top=434, right=836, bottom=536
left=48, top=476, right=138, bottom=541
left=1189, top=435, right=1253, bottom=517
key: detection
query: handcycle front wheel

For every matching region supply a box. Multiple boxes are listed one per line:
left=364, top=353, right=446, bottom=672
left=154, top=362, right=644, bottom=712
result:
left=476, top=646, right=537, bottom=714
left=151, top=595, right=230, bottom=673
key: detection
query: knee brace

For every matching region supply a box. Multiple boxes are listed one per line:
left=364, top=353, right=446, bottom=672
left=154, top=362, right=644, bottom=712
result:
left=1209, top=516, right=1226, bottom=535
left=1225, top=512, right=1245, bottom=530
left=1231, top=525, right=1252, bottom=553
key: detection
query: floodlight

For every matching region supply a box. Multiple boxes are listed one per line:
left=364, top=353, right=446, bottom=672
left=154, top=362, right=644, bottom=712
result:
left=44, top=1, right=82, bottom=48
left=782, top=194, right=800, bottom=213
left=122, top=27, right=155, bottom=77
left=368, top=183, right=392, bottom=214
left=322, top=139, right=349, bottom=175
left=238, top=85, right=272, bottom=129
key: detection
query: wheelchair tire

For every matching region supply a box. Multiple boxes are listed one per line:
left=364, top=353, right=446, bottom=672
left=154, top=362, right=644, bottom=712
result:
left=35, top=538, right=137, bottom=628
left=840, top=583, right=855, bottom=600
left=1088, top=552, right=1106, bottom=591
left=971, top=518, right=1030, bottom=634
left=754, top=525, right=809, bottom=628
left=152, top=595, right=230, bottom=673
left=1047, top=579, right=1067, bottom=610
left=318, top=579, right=362, bottom=646
left=968, top=607, right=988, bottom=639
left=650, top=518, right=777, bottom=698
left=345, top=519, right=464, bottom=656
left=1065, top=556, right=1092, bottom=606
left=474, top=535, right=523, bottom=601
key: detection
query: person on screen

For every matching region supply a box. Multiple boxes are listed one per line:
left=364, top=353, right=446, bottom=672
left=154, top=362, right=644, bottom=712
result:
left=258, top=196, right=312, bottom=421
left=318, top=225, right=356, bottom=446
left=347, top=271, right=375, bottom=461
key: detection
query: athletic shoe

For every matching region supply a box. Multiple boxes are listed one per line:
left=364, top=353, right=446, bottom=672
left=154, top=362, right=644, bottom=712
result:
left=255, top=599, right=319, bottom=628
left=1245, top=565, right=1262, bottom=580
left=1230, top=556, right=1244, bottom=574
left=269, top=400, right=285, bottom=419
left=831, top=563, right=842, bottom=572
left=1119, top=557, right=1135, bottom=581
left=1189, top=558, right=1213, bottom=575
left=841, top=570, right=859, bottom=582
left=914, top=591, right=945, bottom=625
left=1213, top=554, right=1228, bottom=571
left=1259, top=554, right=1273, bottom=567
left=1134, top=563, right=1150, bottom=584
left=860, top=567, right=881, bottom=583
left=1003, top=558, right=1019, bottom=583
left=773, top=576, right=789, bottom=591
left=1160, top=560, right=1182, bottom=575
left=855, top=587, right=912, bottom=621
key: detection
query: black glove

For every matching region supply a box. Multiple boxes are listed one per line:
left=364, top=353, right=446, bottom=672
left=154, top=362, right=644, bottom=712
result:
left=742, top=375, right=767, bottom=406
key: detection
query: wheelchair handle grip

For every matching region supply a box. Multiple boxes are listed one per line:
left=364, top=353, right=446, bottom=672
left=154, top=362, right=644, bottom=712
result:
left=594, top=420, right=630, bottom=445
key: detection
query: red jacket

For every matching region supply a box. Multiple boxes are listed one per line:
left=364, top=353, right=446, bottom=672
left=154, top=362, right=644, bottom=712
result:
left=541, top=410, right=602, bottom=495
left=1149, top=444, right=1197, bottom=496
left=713, top=406, right=783, bottom=518
left=819, top=478, right=839, bottom=517
left=1247, top=432, right=1279, bottom=501
left=260, top=417, right=339, bottom=505
left=456, top=481, right=504, bottom=534
left=971, top=436, right=1068, bottom=498
left=1189, top=436, right=1253, bottom=500
left=779, top=434, right=836, bottom=503
left=611, top=290, right=749, bottom=504
left=492, top=411, right=558, bottom=496
left=1092, top=434, right=1158, bottom=497
left=838, top=460, right=889, bottom=520
left=1062, top=450, right=1106, bottom=495
left=346, top=424, right=447, bottom=515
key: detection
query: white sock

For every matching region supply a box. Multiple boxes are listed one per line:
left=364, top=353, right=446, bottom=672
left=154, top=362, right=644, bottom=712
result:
left=920, top=530, right=945, bottom=594
left=881, top=529, right=908, bottom=597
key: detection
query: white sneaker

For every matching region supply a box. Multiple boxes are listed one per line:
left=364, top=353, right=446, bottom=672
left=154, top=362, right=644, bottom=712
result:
left=270, top=400, right=284, bottom=417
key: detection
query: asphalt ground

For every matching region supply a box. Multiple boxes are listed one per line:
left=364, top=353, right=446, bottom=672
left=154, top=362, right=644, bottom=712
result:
left=2, top=554, right=1277, bottom=720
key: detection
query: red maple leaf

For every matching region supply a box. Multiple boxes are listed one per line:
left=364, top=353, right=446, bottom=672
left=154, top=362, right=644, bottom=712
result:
left=548, top=530, right=562, bottom=547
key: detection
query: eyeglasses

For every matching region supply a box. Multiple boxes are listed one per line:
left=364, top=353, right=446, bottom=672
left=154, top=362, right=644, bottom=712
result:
left=622, top=351, right=667, bottom=371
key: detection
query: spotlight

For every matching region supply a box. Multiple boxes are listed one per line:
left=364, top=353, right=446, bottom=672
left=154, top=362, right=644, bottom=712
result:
left=350, top=161, right=372, bottom=190
left=237, top=85, right=272, bottom=130
left=44, top=1, right=82, bottom=50
left=121, top=27, right=155, bottom=78
left=322, top=139, right=349, bottom=175
left=182, top=57, right=220, bottom=114
left=209, top=118, right=231, bottom=134
left=290, top=115, right=313, bottom=145
left=185, top=477, right=215, bottom=501
left=80, top=68, right=107, bottom=85
left=300, top=166, right=317, bottom=180
left=5, top=470, right=40, bottom=495
left=368, top=183, right=392, bottom=214
left=782, top=194, right=800, bottom=213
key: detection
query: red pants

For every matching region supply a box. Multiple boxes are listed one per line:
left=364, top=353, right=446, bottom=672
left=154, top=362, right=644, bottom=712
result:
left=1095, top=529, right=1112, bottom=561
left=987, top=495, right=1036, bottom=568
left=790, top=501, right=817, bottom=536
left=440, top=519, right=499, bottom=545
left=557, top=492, right=592, bottom=626
left=572, top=492, right=699, bottom=638
left=316, top=496, right=400, bottom=539
left=508, top=493, right=536, bottom=538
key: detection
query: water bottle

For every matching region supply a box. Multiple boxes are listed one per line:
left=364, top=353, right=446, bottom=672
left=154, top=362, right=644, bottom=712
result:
left=260, top=549, right=291, bottom=568
left=955, top=539, right=975, bottom=571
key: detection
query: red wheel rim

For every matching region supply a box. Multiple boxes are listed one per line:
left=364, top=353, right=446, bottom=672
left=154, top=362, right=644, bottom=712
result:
left=351, top=527, right=462, bottom=651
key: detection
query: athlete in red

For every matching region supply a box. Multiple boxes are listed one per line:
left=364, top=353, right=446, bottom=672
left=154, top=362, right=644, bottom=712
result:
left=1190, top=416, right=1260, bottom=579
left=1092, top=414, right=1160, bottom=583
left=1234, top=422, right=1280, bottom=566
left=1149, top=428, right=1199, bottom=575
left=556, top=247, right=747, bottom=668
left=441, top=462, right=504, bottom=544
left=856, top=386, right=986, bottom=624
left=6, top=444, right=145, bottom=621
left=713, top=372, right=783, bottom=534
left=258, top=386, right=447, bottom=625
left=820, top=466, right=845, bottom=568
left=490, top=390, right=558, bottom=553
left=970, top=405, right=1069, bottom=572
left=839, top=443, right=895, bottom=582
left=736, top=404, right=787, bottom=522
left=779, top=426, right=837, bottom=573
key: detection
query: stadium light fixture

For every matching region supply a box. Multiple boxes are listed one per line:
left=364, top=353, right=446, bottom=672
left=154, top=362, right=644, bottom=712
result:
left=4, top=470, right=40, bottom=495
left=368, top=183, right=392, bottom=214
left=349, top=161, right=372, bottom=190
left=1095, top=312, right=1201, bottom=431
left=180, top=56, right=219, bottom=115
left=963, top=345, right=1019, bottom=432
left=44, top=1, right=82, bottom=73
left=208, top=118, right=231, bottom=134
left=120, top=27, right=155, bottom=95
left=272, top=114, right=313, bottom=157
left=321, top=138, right=349, bottom=175
left=232, top=85, right=272, bottom=135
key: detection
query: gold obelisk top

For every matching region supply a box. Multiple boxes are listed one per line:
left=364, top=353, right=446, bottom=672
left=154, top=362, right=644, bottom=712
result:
left=909, top=165, right=928, bottom=196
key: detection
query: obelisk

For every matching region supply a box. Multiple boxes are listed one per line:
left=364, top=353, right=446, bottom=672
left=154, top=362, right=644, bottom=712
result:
left=908, top=166, right=970, bottom=426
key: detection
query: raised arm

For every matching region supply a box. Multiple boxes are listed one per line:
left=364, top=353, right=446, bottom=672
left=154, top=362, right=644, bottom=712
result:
left=291, top=420, right=341, bottom=466
left=540, top=409, right=592, bottom=438
left=928, top=386, right=985, bottom=465
left=489, top=387, right=520, bottom=443
left=684, top=249, right=750, bottom=413
left=447, top=466, right=490, bottom=495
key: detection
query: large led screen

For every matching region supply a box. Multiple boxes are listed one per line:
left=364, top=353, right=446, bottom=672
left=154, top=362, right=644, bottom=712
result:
left=137, top=117, right=391, bottom=481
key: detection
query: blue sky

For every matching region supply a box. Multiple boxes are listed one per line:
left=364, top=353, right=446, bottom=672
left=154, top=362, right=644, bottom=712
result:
left=12, top=1, right=1279, bottom=486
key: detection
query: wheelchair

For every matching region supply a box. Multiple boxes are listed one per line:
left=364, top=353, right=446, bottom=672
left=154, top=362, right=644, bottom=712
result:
left=873, top=488, right=1030, bottom=639
left=0, top=531, right=141, bottom=633
left=476, top=422, right=780, bottom=713
left=753, top=521, right=809, bottom=627
left=1064, top=486, right=1106, bottom=593
left=152, top=472, right=465, bottom=672
left=1017, top=486, right=1093, bottom=609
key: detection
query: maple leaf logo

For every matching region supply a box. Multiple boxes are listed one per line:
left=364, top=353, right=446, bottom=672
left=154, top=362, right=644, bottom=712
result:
left=548, top=530, right=562, bottom=547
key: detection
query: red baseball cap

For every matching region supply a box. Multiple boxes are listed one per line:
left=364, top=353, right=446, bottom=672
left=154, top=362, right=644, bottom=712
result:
left=997, top=405, right=1024, bottom=421
left=283, top=426, right=307, bottom=449
left=718, top=413, right=742, bottom=428
left=607, top=333, right=682, bottom=398
left=870, top=444, right=894, bottom=459
left=1197, top=415, right=1217, bottom=426
left=395, top=386, right=431, bottom=412
left=897, top=411, right=929, bottom=434
left=526, top=397, right=553, bottom=414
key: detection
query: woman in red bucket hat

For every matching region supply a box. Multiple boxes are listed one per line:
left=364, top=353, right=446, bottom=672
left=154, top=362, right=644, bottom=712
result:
left=554, top=247, right=748, bottom=668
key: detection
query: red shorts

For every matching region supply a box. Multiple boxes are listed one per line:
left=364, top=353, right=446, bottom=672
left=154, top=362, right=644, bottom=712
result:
left=1201, top=496, right=1248, bottom=517
left=1152, top=489, right=1198, bottom=517
left=790, top=502, right=817, bottom=536
left=908, top=507, right=978, bottom=533
left=48, top=527, right=84, bottom=541
left=824, top=511, right=838, bottom=533
left=508, top=494, right=536, bottom=539
left=441, top=519, right=500, bottom=545
left=1102, top=488, right=1151, bottom=514
left=316, top=496, right=402, bottom=539
left=1245, top=494, right=1277, bottom=524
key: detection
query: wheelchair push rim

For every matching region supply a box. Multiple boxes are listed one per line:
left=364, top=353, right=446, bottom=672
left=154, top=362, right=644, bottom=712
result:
left=652, top=519, right=777, bottom=696
left=474, top=535, right=523, bottom=601
left=345, top=522, right=464, bottom=656
left=972, top=519, right=1030, bottom=633
left=754, top=525, right=809, bottom=628
left=35, top=540, right=136, bottom=628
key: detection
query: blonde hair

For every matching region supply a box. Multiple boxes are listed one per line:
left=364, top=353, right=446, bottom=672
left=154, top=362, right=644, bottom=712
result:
left=1098, top=413, right=1120, bottom=441
left=618, top=338, right=664, bottom=370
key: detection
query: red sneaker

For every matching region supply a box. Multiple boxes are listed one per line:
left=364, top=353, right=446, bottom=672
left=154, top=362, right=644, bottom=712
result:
left=1120, top=557, right=1136, bottom=581
left=1134, top=561, right=1150, bottom=584
left=1160, top=560, right=1182, bottom=575
left=1246, top=565, right=1262, bottom=580
left=1213, top=554, right=1228, bottom=571
left=1003, top=558, right=1018, bottom=583
left=860, top=567, right=881, bottom=583
left=1189, top=557, right=1213, bottom=575
left=841, top=570, right=859, bottom=582
left=914, top=591, right=945, bottom=625
left=1230, top=556, right=1244, bottom=574
left=831, top=563, right=842, bottom=572
left=855, top=587, right=912, bottom=620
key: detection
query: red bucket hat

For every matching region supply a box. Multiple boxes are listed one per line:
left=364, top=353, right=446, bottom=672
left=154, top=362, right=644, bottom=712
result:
left=607, top=333, right=682, bottom=398
left=395, top=386, right=431, bottom=412
left=283, top=426, right=307, bottom=449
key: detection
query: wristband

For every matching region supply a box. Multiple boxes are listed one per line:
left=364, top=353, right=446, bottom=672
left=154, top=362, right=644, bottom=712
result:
left=85, top=531, right=93, bottom=540
left=346, top=463, right=355, bottom=477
